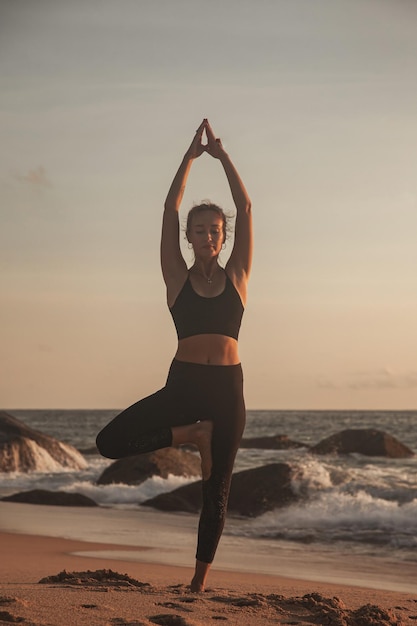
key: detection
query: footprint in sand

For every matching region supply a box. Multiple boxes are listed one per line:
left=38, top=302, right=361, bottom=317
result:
left=148, top=614, right=195, bottom=626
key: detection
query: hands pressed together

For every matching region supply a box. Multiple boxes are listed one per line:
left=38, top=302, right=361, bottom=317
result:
left=186, top=119, right=226, bottom=161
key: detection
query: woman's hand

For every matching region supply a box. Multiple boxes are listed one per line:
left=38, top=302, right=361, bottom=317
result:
left=185, top=119, right=207, bottom=160
left=205, top=120, right=227, bottom=160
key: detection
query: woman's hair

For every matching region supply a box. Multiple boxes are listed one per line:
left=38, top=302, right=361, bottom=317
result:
left=185, top=202, right=232, bottom=244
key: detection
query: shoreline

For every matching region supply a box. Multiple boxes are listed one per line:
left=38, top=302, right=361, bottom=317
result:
left=1, top=531, right=416, bottom=626
left=0, top=530, right=413, bottom=599
left=1, top=501, right=416, bottom=594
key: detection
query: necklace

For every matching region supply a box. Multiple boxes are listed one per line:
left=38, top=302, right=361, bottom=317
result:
left=191, top=266, right=220, bottom=284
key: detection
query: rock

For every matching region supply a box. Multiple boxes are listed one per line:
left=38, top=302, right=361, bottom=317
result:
left=228, top=462, right=298, bottom=516
left=311, top=428, right=414, bottom=458
left=0, top=411, right=87, bottom=472
left=240, top=434, right=306, bottom=450
left=142, top=462, right=299, bottom=517
left=97, top=447, right=201, bottom=485
left=1, top=489, right=97, bottom=507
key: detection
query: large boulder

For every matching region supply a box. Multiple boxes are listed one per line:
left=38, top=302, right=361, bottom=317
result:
left=97, top=447, right=201, bottom=485
left=142, top=462, right=299, bottom=517
left=1, top=489, right=97, bottom=507
left=240, top=434, right=306, bottom=450
left=228, top=462, right=298, bottom=516
left=0, top=411, right=87, bottom=472
left=311, top=429, right=414, bottom=458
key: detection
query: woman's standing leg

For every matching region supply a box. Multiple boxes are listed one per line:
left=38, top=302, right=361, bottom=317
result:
left=191, top=364, right=246, bottom=591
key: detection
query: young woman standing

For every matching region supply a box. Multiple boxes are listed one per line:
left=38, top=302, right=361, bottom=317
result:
left=96, top=119, right=253, bottom=591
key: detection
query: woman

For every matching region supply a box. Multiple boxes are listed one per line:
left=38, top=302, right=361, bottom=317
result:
left=96, top=119, right=253, bottom=591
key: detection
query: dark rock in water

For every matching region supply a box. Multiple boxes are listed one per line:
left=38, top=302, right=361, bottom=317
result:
left=143, top=462, right=298, bottom=517
left=311, top=428, right=414, bottom=458
left=97, top=447, right=201, bottom=485
left=228, top=462, right=298, bottom=516
left=0, top=411, right=87, bottom=473
left=240, top=434, right=307, bottom=450
left=1, top=489, right=97, bottom=507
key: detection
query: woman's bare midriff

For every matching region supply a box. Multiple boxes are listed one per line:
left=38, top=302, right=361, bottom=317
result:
left=174, top=334, right=240, bottom=365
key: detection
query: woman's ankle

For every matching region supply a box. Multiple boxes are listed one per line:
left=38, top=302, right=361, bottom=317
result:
left=190, top=559, right=211, bottom=592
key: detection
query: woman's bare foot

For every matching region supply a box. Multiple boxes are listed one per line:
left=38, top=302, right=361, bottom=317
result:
left=190, top=560, right=211, bottom=592
left=171, top=420, right=213, bottom=480
left=190, top=577, right=205, bottom=593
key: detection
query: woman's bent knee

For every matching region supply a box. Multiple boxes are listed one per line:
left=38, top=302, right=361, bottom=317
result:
left=96, top=430, right=120, bottom=459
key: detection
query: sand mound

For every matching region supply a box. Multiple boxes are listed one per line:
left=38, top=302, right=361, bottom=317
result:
left=38, top=568, right=150, bottom=589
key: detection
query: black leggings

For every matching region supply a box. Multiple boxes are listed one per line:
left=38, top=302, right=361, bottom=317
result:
left=96, top=359, right=246, bottom=564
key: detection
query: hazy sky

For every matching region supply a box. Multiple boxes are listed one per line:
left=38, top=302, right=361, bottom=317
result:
left=2, top=0, right=417, bottom=410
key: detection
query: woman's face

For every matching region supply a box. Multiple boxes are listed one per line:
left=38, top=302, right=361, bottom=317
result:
left=188, top=210, right=224, bottom=259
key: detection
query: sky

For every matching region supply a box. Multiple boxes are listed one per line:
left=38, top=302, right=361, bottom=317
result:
left=1, top=0, right=417, bottom=410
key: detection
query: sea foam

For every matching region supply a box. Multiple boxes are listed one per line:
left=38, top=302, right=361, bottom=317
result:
left=232, top=484, right=417, bottom=550
left=62, top=474, right=200, bottom=507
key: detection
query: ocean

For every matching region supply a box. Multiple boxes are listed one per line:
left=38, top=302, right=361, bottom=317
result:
left=2, top=408, right=416, bottom=571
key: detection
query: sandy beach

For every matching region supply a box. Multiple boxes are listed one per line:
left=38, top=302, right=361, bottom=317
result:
left=1, top=503, right=416, bottom=625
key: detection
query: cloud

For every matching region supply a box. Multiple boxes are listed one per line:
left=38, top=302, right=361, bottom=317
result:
left=15, top=166, right=52, bottom=189
left=317, top=368, right=417, bottom=391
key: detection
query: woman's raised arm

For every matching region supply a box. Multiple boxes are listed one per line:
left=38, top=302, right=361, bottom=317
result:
left=205, top=121, right=253, bottom=302
left=161, top=120, right=207, bottom=294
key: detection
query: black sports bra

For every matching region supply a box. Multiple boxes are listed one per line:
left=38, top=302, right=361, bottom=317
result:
left=169, top=272, right=244, bottom=340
